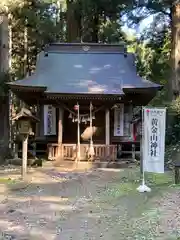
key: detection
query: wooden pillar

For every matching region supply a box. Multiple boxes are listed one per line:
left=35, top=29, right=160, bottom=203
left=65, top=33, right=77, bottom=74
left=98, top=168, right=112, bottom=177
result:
left=105, top=108, right=110, bottom=159
left=132, top=143, right=135, bottom=160
left=40, top=105, right=44, bottom=137
left=58, top=108, right=63, bottom=159
left=58, top=108, right=63, bottom=144
left=22, top=134, right=28, bottom=180
left=35, top=104, right=40, bottom=137
left=105, top=108, right=110, bottom=145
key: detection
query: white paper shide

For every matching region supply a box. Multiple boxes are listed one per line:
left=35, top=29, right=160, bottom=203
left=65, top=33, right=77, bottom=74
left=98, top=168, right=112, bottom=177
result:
left=44, top=105, right=56, bottom=135
left=143, top=108, right=166, bottom=173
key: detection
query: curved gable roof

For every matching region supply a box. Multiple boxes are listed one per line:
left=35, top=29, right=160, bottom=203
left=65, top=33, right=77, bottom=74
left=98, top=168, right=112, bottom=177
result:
left=8, top=43, right=161, bottom=95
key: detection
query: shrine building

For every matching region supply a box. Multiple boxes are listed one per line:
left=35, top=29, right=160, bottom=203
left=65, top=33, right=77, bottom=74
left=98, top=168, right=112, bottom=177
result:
left=7, top=42, right=161, bottom=162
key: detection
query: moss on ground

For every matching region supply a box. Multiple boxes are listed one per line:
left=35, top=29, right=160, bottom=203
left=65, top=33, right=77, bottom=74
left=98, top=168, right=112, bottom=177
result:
left=91, top=167, right=177, bottom=239
left=0, top=178, right=15, bottom=184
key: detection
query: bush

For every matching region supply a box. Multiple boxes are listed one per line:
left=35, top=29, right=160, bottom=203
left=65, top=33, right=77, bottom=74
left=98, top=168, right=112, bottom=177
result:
left=165, top=142, right=180, bottom=168
left=165, top=97, right=180, bottom=167
left=165, top=97, right=180, bottom=145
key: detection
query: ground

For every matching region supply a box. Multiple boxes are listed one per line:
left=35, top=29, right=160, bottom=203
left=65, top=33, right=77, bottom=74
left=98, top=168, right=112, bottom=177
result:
left=0, top=163, right=179, bottom=240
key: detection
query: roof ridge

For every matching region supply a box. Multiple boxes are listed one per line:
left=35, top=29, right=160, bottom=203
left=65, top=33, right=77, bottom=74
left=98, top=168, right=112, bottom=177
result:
left=49, top=42, right=126, bottom=47
left=44, top=42, right=127, bottom=55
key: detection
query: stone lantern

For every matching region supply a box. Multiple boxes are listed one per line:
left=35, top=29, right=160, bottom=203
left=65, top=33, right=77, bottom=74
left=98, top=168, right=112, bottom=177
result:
left=13, top=108, right=39, bottom=179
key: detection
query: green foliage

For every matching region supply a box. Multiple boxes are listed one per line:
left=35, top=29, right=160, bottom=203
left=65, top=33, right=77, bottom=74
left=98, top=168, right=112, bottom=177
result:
left=130, top=29, right=170, bottom=87
left=165, top=141, right=180, bottom=168
left=171, top=96, right=180, bottom=115
left=126, top=2, right=180, bottom=169
left=3, top=0, right=129, bottom=78
left=99, top=19, right=125, bottom=43
left=165, top=97, right=180, bottom=145
left=163, top=98, right=180, bottom=166
left=10, top=0, right=61, bottom=78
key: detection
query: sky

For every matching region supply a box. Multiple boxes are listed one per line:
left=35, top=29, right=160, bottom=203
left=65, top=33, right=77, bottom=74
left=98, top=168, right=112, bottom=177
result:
left=122, top=14, right=155, bottom=37
left=138, top=15, right=154, bottom=32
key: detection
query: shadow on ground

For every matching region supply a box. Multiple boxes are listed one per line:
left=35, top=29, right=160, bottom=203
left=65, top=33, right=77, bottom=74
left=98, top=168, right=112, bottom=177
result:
left=0, top=165, right=177, bottom=240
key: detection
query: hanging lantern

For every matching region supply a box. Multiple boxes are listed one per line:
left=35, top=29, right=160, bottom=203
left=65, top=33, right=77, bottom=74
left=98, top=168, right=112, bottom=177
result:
left=92, top=114, right=95, bottom=120
left=74, top=104, right=79, bottom=111
left=68, top=113, right=73, bottom=119
left=72, top=118, right=75, bottom=122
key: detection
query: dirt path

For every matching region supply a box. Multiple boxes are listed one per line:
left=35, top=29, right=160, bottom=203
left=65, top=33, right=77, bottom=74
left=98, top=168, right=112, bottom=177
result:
left=0, top=165, right=179, bottom=240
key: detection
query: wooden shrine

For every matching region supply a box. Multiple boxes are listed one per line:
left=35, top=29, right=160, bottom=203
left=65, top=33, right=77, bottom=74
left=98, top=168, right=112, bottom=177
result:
left=7, top=42, right=162, bottom=163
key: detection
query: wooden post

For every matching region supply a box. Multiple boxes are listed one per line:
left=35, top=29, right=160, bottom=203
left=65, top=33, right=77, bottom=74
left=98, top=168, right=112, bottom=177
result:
left=132, top=143, right=135, bottom=160
left=58, top=108, right=63, bottom=144
left=14, top=143, right=18, bottom=159
left=89, top=102, right=94, bottom=160
left=105, top=109, right=110, bottom=145
left=77, top=103, right=80, bottom=161
left=58, top=108, right=63, bottom=159
left=175, top=167, right=180, bottom=184
left=35, top=104, right=40, bottom=137
left=105, top=109, right=110, bottom=159
left=22, top=134, right=28, bottom=180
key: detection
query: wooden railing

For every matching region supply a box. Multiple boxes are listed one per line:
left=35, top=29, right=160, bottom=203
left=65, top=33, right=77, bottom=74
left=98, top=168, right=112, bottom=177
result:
left=63, top=144, right=77, bottom=160
left=48, top=144, right=76, bottom=161
left=47, top=143, right=117, bottom=162
left=92, top=145, right=117, bottom=161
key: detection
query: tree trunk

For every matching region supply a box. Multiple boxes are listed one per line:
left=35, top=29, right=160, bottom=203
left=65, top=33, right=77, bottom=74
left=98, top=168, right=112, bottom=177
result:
left=24, top=19, right=28, bottom=77
left=91, top=14, right=99, bottom=43
left=8, top=13, right=12, bottom=72
left=66, top=0, right=81, bottom=42
left=170, top=3, right=180, bottom=99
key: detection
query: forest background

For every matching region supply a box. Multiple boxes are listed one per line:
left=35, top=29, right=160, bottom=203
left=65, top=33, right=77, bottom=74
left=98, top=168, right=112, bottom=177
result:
left=0, top=0, right=179, bottom=164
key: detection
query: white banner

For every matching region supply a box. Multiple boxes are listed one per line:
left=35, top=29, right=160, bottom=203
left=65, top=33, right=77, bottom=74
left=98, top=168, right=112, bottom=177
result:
left=44, top=105, right=56, bottom=135
left=143, top=107, right=166, bottom=173
left=114, top=104, right=124, bottom=136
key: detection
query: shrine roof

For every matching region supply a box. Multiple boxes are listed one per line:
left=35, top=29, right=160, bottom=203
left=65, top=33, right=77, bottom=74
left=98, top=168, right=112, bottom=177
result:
left=8, top=42, right=161, bottom=96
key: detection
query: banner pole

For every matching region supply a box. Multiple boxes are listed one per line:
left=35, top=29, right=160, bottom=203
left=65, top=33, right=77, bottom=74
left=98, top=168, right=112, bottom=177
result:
left=140, top=107, right=144, bottom=174
left=137, top=107, right=151, bottom=193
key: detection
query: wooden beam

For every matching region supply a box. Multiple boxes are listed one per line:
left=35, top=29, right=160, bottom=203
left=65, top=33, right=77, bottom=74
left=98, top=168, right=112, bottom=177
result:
left=56, top=100, right=106, bottom=116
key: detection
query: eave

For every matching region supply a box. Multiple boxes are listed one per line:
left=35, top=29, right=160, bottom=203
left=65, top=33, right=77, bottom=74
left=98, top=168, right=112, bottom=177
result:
left=7, top=83, right=47, bottom=93
left=45, top=92, right=123, bottom=101
left=123, top=86, right=163, bottom=93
